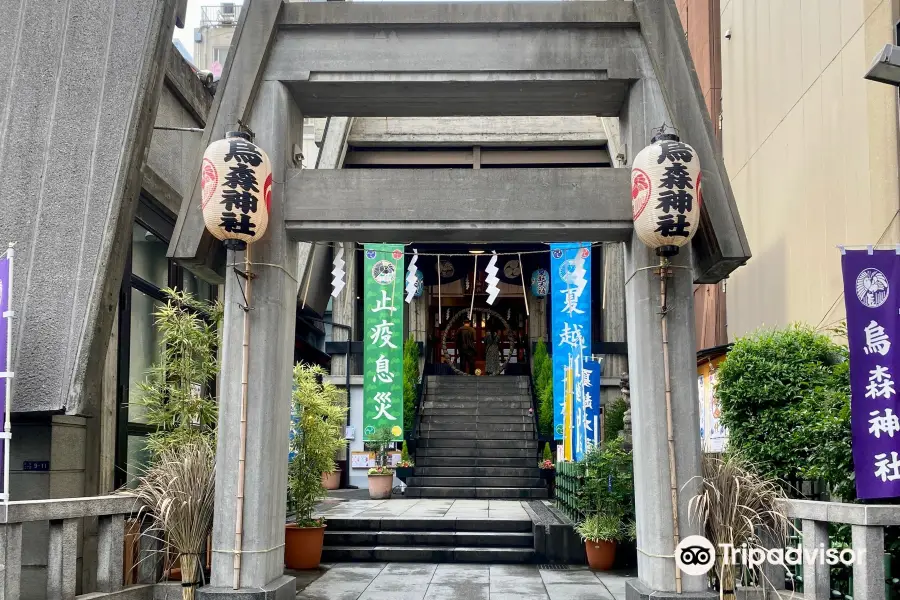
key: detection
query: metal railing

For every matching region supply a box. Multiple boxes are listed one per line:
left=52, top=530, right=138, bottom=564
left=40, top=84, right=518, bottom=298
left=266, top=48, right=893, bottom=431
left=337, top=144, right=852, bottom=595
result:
left=0, top=495, right=158, bottom=600
left=199, top=4, right=242, bottom=28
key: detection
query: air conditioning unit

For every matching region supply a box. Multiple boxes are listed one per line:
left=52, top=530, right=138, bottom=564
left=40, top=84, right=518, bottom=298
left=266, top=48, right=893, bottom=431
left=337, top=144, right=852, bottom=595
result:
left=220, top=3, right=235, bottom=23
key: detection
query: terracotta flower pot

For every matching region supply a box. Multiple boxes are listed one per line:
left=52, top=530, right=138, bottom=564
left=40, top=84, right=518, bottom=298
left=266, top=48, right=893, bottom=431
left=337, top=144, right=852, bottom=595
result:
left=368, top=474, right=393, bottom=499
left=284, top=524, right=326, bottom=570
left=584, top=539, right=617, bottom=571
left=322, top=469, right=341, bottom=490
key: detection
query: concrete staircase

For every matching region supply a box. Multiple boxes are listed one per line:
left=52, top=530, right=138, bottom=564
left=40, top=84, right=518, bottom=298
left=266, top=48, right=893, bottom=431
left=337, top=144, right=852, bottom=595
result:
left=321, top=516, right=535, bottom=563
left=405, top=375, right=547, bottom=499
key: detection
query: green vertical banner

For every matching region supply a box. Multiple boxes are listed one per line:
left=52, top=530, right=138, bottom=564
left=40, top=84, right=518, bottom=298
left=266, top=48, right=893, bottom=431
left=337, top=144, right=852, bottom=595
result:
left=363, top=244, right=405, bottom=441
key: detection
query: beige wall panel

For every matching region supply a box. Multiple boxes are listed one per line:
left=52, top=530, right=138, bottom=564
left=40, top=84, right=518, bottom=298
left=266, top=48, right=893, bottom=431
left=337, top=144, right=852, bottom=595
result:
left=820, top=0, right=844, bottom=73
left=724, top=0, right=900, bottom=337
left=842, top=29, right=872, bottom=247
left=800, top=0, right=824, bottom=92
left=841, top=0, right=865, bottom=46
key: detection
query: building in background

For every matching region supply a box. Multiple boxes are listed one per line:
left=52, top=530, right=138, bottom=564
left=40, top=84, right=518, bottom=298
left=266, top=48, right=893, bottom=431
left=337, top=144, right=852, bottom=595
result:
left=720, top=0, right=900, bottom=336
left=674, top=0, right=728, bottom=351
left=193, top=3, right=242, bottom=76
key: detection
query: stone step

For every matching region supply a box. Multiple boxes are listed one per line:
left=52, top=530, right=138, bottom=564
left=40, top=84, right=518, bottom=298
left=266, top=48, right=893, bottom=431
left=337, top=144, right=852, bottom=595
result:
left=413, top=466, right=537, bottom=478
left=407, top=476, right=544, bottom=488
left=324, top=517, right=532, bottom=533
left=321, top=545, right=535, bottom=563
left=427, top=375, right=529, bottom=384
left=324, top=530, right=533, bottom=548
left=421, top=429, right=535, bottom=440
left=418, top=438, right=536, bottom=449
left=422, top=407, right=533, bottom=417
left=420, top=422, right=534, bottom=433
left=427, top=392, right=532, bottom=400
left=404, top=487, right=548, bottom=499
left=423, top=414, right=533, bottom=424
left=423, top=400, right=532, bottom=409
left=415, top=456, right=536, bottom=468
left=416, top=447, right=535, bottom=459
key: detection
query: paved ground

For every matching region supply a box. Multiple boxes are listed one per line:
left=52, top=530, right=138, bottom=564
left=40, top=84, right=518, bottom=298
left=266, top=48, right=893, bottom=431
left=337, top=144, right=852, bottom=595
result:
left=314, top=499, right=532, bottom=520
left=295, top=563, right=630, bottom=600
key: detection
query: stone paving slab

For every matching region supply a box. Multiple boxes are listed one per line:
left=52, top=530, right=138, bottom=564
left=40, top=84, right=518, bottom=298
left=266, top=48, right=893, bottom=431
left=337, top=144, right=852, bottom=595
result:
left=296, top=562, right=632, bottom=600
left=315, top=499, right=530, bottom=520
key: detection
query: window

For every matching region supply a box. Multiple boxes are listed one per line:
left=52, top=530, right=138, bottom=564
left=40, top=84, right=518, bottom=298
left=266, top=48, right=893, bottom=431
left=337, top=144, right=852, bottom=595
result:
left=213, top=47, right=228, bottom=65
left=115, top=199, right=217, bottom=488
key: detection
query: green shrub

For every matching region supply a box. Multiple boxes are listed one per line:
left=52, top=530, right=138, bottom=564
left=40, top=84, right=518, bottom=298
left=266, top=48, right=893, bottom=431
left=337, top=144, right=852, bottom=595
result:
left=401, top=440, right=411, bottom=463
left=577, top=436, right=634, bottom=522
left=403, top=336, right=420, bottom=435
left=716, top=325, right=851, bottom=498
left=604, top=397, right=627, bottom=440
left=533, top=341, right=554, bottom=437
left=542, top=442, right=553, bottom=463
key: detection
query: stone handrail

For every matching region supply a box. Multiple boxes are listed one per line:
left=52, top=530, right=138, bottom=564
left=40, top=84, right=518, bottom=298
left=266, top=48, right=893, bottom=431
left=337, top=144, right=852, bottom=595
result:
left=0, top=494, right=157, bottom=600
left=780, top=499, right=900, bottom=600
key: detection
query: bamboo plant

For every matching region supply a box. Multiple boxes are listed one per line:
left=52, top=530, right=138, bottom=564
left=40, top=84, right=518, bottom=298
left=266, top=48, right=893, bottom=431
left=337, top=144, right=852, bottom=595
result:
left=132, top=288, right=222, bottom=456
left=288, top=363, right=347, bottom=526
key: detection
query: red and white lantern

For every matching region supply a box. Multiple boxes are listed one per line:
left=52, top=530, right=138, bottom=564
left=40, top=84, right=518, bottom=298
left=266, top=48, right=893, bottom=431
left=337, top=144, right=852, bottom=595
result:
left=200, top=131, right=272, bottom=250
left=630, top=133, right=701, bottom=256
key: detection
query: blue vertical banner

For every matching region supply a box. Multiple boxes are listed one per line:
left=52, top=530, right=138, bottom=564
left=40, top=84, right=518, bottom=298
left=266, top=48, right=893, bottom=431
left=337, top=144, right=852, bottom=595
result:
left=582, top=359, right=602, bottom=454
left=841, top=249, right=900, bottom=499
left=550, top=243, right=592, bottom=456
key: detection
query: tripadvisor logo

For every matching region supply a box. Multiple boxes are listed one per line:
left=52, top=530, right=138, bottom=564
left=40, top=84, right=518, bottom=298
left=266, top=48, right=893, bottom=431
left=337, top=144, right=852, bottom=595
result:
left=675, top=535, right=861, bottom=575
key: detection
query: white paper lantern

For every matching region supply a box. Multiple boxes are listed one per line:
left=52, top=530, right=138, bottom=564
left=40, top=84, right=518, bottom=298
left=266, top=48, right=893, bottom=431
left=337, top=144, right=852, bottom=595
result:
left=631, top=133, right=701, bottom=256
left=200, top=131, right=272, bottom=249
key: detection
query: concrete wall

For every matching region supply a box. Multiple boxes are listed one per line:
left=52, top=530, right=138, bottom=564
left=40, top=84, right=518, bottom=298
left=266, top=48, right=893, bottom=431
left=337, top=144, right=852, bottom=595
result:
left=347, top=116, right=608, bottom=146
left=0, top=0, right=178, bottom=416
left=722, top=0, right=900, bottom=336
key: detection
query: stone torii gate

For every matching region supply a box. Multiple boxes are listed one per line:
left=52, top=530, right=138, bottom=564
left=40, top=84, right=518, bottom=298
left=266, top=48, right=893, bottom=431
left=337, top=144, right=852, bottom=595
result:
left=167, top=2, right=750, bottom=599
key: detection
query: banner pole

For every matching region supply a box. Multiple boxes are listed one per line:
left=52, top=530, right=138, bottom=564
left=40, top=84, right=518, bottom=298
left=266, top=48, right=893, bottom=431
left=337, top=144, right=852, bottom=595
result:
left=469, top=255, right=478, bottom=320
left=4, top=243, right=14, bottom=507
left=517, top=252, right=529, bottom=317
left=437, top=254, right=441, bottom=325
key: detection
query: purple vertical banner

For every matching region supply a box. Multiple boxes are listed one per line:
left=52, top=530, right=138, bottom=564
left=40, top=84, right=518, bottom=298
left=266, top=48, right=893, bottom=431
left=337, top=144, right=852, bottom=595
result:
left=0, top=253, right=9, bottom=500
left=842, top=249, right=900, bottom=500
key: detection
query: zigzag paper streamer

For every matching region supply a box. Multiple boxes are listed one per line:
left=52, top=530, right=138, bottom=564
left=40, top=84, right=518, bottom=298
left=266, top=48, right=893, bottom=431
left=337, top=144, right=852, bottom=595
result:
left=405, top=249, right=419, bottom=304
left=572, top=253, right=587, bottom=300
left=331, top=246, right=345, bottom=298
left=485, top=251, right=500, bottom=305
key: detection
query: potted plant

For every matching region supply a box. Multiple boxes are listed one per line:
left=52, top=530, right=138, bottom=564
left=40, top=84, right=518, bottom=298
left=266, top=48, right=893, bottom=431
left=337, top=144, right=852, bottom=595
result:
left=285, top=364, right=347, bottom=570
left=367, top=426, right=395, bottom=499
left=576, top=512, right=626, bottom=571
left=539, top=443, right=555, bottom=481
left=395, top=441, right=414, bottom=482
left=321, top=468, right=341, bottom=490
left=575, top=437, right=635, bottom=571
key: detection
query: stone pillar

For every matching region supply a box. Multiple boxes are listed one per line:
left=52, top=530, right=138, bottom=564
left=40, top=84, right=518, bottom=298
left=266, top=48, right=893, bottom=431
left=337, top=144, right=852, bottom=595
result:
left=600, top=242, right=628, bottom=409
left=201, top=81, right=300, bottom=599
left=624, top=237, right=706, bottom=595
